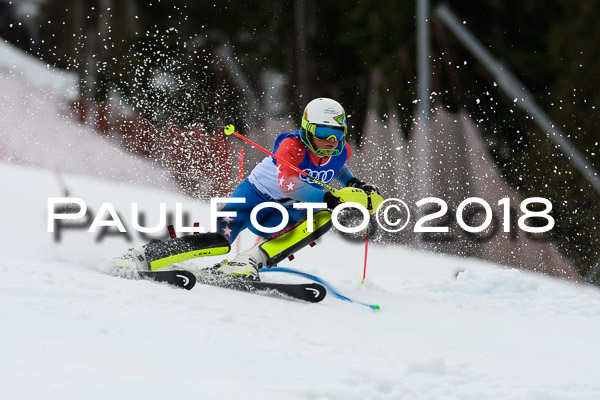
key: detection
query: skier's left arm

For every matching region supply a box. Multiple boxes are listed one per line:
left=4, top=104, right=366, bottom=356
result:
left=332, top=144, right=378, bottom=193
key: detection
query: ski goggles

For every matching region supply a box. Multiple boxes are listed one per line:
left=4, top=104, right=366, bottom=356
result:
left=310, top=125, right=345, bottom=142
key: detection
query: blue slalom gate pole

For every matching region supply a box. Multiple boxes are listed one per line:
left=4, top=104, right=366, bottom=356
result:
left=262, top=267, right=380, bottom=310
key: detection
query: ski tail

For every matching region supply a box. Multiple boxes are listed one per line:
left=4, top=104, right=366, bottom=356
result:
left=139, top=270, right=197, bottom=290
left=262, top=267, right=380, bottom=310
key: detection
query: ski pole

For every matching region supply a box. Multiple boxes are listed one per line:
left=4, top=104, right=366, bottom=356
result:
left=362, top=225, right=369, bottom=283
left=224, top=124, right=339, bottom=196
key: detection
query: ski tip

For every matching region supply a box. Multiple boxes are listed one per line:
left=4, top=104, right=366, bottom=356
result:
left=224, top=124, right=235, bottom=136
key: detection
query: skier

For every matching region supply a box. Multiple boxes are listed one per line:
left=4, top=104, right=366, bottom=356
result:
left=216, top=97, right=383, bottom=280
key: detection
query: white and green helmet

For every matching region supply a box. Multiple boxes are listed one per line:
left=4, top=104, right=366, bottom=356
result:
left=300, top=98, right=347, bottom=157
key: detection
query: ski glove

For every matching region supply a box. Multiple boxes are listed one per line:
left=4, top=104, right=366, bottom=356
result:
left=346, top=177, right=384, bottom=214
left=324, top=187, right=369, bottom=210
left=346, top=177, right=379, bottom=194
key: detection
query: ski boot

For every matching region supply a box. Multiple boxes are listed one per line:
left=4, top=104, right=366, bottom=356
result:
left=112, top=246, right=150, bottom=272
left=217, top=209, right=333, bottom=281
left=217, top=245, right=267, bottom=281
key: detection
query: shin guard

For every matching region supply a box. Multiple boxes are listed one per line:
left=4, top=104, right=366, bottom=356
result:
left=257, top=210, right=332, bottom=267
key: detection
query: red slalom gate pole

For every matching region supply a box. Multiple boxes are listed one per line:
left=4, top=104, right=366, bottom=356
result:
left=362, top=226, right=369, bottom=283
left=237, top=146, right=245, bottom=184
left=235, top=146, right=245, bottom=254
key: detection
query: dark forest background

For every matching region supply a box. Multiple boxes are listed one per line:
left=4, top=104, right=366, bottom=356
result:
left=1, top=0, right=599, bottom=279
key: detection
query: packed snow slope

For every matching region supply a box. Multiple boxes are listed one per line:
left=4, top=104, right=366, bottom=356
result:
left=2, top=161, right=600, bottom=400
